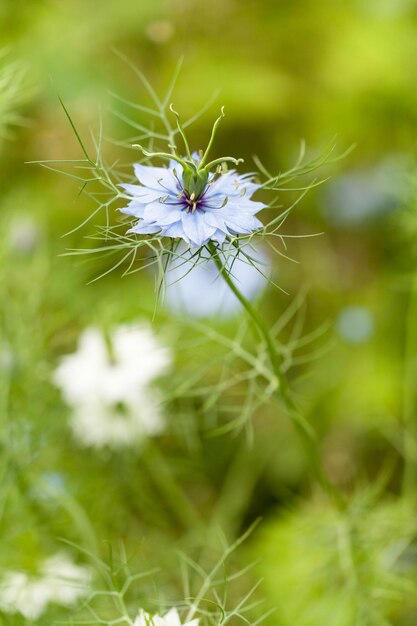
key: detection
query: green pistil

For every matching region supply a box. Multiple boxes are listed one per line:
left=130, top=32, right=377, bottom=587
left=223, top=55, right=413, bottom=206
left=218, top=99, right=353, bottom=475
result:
left=132, top=105, right=244, bottom=199
left=198, top=106, right=225, bottom=168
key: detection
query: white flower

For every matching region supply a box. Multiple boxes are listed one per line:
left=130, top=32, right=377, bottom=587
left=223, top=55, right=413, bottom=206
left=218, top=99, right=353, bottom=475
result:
left=53, top=323, right=172, bottom=448
left=8, top=214, right=41, bottom=254
left=0, top=571, right=50, bottom=620
left=134, top=608, right=199, bottom=626
left=40, top=552, right=91, bottom=606
left=53, top=324, right=171, bottom=406
left=0, top=341, right=14, bottom=373
left=69, top=390, right=165, bottom=448
left=0, top=553, right=90, bottom=619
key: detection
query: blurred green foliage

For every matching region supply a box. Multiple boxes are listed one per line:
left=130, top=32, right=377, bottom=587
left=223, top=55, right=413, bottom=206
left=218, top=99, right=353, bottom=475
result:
left=1, top=0, right=417, bottom=624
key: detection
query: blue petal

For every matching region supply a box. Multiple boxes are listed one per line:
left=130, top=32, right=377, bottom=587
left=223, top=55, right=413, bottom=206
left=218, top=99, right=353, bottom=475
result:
left=225, top=198, right=267, bottom=214
left=134, top=163, right=178, bottom=194
left=211, top=229, right=227, bottom=244
left=120, top=184, right=163, bottom=203
left=161, top=221, right=186, bottom=238
left=221, top=208, right=263, bottom=234
left=203, top=211, right=229, bottom=234
left=129, top=221, right=161, bottom=235
left=169, top=160, right=183, bottom=178
left=119, top=204, right=146, bottom=218
left=206, top=171, right=261, bottom=202
left=143, top=203, right=183, bottom=226
left=181, top=212, right=216, bottom=247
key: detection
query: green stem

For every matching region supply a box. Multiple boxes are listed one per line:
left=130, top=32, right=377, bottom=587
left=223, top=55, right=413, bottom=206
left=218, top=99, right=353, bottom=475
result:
left=169, top=104, right=193, bottom=162
left=211, top=437, right=270, bottom=538
left=209, top=243, right=343, bottom=508
left=199, top=107, right=225, bottom=168
left=142, top=440, right=202, bottom=531
left=204, top=156, right=243, bottom=170
left=402, top=272, right=417, bottom=499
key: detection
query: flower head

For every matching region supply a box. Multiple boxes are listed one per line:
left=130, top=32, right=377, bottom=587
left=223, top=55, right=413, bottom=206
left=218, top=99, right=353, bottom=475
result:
left=0, top=572, right=50, bottom=620
left=40, top=552, right=91, bottom=606
left=68, top=389, right=166, bottom=448
left=0, top=553, right=90, bottom=619
left=53, top=323, right=171, bottom=448
left=121, top=162, right=265, bottom=248
left=120, top=107, right=266, bottom=248
left=134, top=608, right=199, bottom=626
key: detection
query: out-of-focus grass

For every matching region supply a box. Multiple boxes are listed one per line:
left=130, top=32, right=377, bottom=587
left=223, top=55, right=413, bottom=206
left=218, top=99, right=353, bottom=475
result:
left=253, top=492, right=417, bottom=626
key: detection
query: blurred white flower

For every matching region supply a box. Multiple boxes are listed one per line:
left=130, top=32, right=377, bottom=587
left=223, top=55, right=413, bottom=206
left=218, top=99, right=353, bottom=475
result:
left=0, top=341, right=15, bottom=373
left=69, top=390, right=165, bottom=448
left=7, top=214, right=42, bottom=254
left=53, top=323, right=172, bottom=448
left=166, top=246, right=270, bottom=318
left=0, top=571, right=50, bottom=619
left=40, top=552, right=91, bottom=606
left=134, top=608, right=199, bottom=626
left=0, top=553, right=90, bottom=619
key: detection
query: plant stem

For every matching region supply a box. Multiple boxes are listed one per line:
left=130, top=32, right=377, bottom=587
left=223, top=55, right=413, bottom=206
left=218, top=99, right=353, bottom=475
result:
left=211, top=437, right=271, bottom=538
left=142, top=440, right=202, bottom=531
left=209, top=243, right=343, bottom=508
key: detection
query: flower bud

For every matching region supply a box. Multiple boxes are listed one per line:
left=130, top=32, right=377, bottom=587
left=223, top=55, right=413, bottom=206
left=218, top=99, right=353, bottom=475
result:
left=182, top=164, right=209, bottom=198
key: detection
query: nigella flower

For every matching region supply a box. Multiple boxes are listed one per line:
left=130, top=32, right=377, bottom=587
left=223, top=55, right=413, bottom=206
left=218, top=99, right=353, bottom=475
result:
left=40, top=553, right=91, bottom=607
left=120, top=107, right=266, bottom=248
left=53, top=323, right=172, bottom=448
left=0, top=552, right=90, bottom=619
left=134, top=608, right=198, bottom=626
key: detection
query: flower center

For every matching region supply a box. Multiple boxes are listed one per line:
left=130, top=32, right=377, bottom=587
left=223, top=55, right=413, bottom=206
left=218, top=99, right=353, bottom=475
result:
left=183, top=191, right=204, bottom=214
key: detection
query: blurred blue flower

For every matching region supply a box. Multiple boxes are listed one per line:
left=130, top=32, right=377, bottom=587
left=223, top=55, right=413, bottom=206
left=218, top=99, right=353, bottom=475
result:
left=336, top=306, right=375, bottom=344
left=322, top=156, right=407, bottom=227
left=120, top=159, right=265, bottom=248
left=166, top=245, right=270, bottom=318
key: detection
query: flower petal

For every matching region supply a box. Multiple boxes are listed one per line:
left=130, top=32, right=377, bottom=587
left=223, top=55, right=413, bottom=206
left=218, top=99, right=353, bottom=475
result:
left=144, top=202, right=183, bottom=226
left=211, top=228, right=227, bottom=244
left=163, top=608, right=182, bottom=626
left=119, top=203, right=146, bottom=219
left=129, top=221, right=162, bottom=235
left=120, top=184, right=166, bottom=205
left=134, top=163, right=178, bottom=194
left=181, top=211, right=216, bottom=247
left=161, top=221, right=186, bottom=238
left=203, top=210, right=229, bottom=233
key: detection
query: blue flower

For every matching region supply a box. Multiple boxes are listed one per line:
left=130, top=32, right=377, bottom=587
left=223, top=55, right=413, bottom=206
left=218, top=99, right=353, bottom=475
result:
left=166, top=244, right=270, bottom=318
left=120, top=159, right=266, bottom=248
